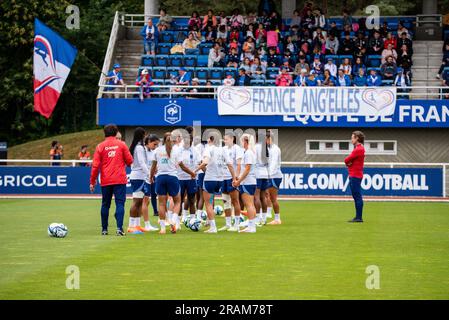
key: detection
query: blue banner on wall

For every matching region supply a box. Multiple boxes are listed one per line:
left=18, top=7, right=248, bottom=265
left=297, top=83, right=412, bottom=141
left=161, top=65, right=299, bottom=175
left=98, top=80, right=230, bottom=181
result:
left=98, top=98, right=449, bottom=128
left=0, top=166, right=443, bottom=197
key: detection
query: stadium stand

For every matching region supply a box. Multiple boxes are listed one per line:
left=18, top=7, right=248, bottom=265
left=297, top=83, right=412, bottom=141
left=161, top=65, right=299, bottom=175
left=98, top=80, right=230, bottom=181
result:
left=112, top=12, right=418, bottom=90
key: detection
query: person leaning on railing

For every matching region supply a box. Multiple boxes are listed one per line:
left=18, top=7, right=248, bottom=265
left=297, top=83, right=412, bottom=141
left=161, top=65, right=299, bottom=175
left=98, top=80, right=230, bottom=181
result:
left=104, top=63, right=125, bottom=98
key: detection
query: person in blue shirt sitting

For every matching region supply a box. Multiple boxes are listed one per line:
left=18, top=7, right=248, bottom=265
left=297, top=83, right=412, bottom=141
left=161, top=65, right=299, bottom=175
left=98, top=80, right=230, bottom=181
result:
left=366, top=69, right=382, bottom=86
left=353, top=68, right=367, bottom=86
left=394, top=67, right=411, bottom=99
left=305, top=73, right=319, bottom=86
left=336, top=69, right=352, bottom=86
left=173, top=67, right=192, bottom=92
left=140, top=18, right=159, bottom=55
left=237, top=68, right=251, bottom=86
left=104, top=63, right=125, bottom=98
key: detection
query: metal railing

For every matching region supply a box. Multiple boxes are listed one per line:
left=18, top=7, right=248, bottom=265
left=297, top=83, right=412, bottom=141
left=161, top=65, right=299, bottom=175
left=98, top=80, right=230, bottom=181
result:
left=97, top=83, right=449, bottom=100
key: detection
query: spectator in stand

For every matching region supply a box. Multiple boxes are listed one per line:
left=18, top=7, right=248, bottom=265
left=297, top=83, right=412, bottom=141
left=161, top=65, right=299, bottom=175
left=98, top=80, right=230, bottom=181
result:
left=306, top=73, right=319, bottom=86
left=50, top=141, right=63, bottom=166
left=217, top=25, right=228, bottom=41
left=226, top=47, right=240, bottom=68
left=267, top=11, right=282, bottom=30
left=245, top=11, right=257, bottom=26
left=336, top=69, right=352, bottom=86
left=258, top=10, right=269, bottom=27
left=208, top=42, right=225, bottom=68
left=339, top=32, right=354, bottom=55
left=291, top=9, right=301, bottom=28
left=223, top=74, right=236, bottom=86
left=182, top=32, right=200, bottom=55
left=203, top=9, right=217, bottom=30
left=328, top=21, right=341, bottom=38
left=172, top=67, right=192, bottom=93
left=204, top=25, right=217, bottom=43
left=368, top=30, right=383, bottom=55
left=255, top=23, right=267, bottom=47
left=381, top=55, right=398, bottom=80
left=436, top=43, right=449, bottom=79
left=188, top=11, right=202, bottom=31
left=381, top=43, right=398, bottom=64
left=352, top=56, right=366, bottom=77
left=397, top=45, right=413, bottom=73
left=366, top=69, right=382, bottom=86
left=283, top=50, right=295, bottom=67
left=188, top=78, right=200, bottom=98
left=275, top=66, right=293, bottom=86
left=394, top=68, right=411, bottom=99
left=294, top=68, right=308, bottom=86
left=201, top=80, right=215, bottom=98
left=239, top=57, right=252, bottom=74
left=250, top=57, right=266, bottom=78
left=267, top=46, right=281, bottom=67
left=105, top=63, right=125, bottom=98
left=397, top=32, right=413, bottom=55
left=342, top=9, right=353, bottom=28
left=218, top=11, right=228, bottom=26
left=354, top=32, right=367, bottom=56
left=246, top=24, right=255, bottom=40
left=397, top=22, right=411, bottom=39
left=79, top=145, right=91, bottom=167
left=229, top=27, right=240, bottom=42
left=266, top=25, right=279, bottom=48
left=384, top=32, right=397, bottom=49
left=230, top=8, right=244, bottom=29
left=325, top=34, right=339, bottom=54
left=313, top=8, right=326, bottom=29
left=310, top=55, right=323, bottom=75
left=140, top=18, right=158, bottom=55
left=339, top=58, right=352, bottom=76
left=353, top=68, right=367, bottom=86
left=237, top=68, right=251, bottom=86
left=281, top=58, right=294, bottom=72
left=157, top=9, right=173, bottom=31
left=284, top=36, right=298, bottom=55
left=300, top=1, right=313, bottom=18
left=135, top=68, right=154, bottom=100
left=301, top=8, right=314, bottom=30
left=324, top=57, right=337, bottom=77
left=319, top=69, right=336, bottom=86
left=354, top=46, right=367, bottom=65
left=379, top=21, right=390, bottom=38
left=258, top=47, right=268, bottom=66
left=242, top=36, right=256, bottom=60
left=294, top=56, right=310, bottom=76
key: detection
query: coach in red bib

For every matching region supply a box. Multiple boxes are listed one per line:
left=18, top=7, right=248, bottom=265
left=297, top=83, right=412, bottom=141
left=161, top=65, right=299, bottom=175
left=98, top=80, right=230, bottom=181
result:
left=90, top=124, right=133, bottom=235
left=344, top=131, right=366, bottom=223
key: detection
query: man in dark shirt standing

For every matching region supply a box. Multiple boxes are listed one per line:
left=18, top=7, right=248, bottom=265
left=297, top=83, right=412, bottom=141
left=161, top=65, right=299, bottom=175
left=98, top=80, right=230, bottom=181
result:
left=344, top=131, right=366, bottom=223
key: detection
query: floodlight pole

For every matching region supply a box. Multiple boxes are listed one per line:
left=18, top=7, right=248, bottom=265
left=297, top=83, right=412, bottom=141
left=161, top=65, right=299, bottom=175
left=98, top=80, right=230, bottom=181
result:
left=145, top=0, right=159, bottom=19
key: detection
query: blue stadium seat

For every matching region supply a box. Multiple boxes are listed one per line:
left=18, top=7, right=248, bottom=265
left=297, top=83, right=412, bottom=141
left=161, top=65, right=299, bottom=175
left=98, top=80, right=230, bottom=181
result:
left=141, top=55, right=154, bottom=66
left=223, top=67, right=238, bottom=78
left=160, top=31, right=174, bottom=43
left=183, top=55, right=197, bottom=67
left=137, top=66, right=153, bottom=78
left=196, top=55, right=209, bottom=67
left=157, top=43, right=172, bottom=55
left=382, top=80, right=394, bottom=86
left=367, top=55, right=382, bottom=67
left=152, top=67, right=167, bottom=79
left=199, top=43, right=213, bottom=55
left=155, top=55, right=169, bottom=67
left=208, top=79, right=222, bottom=86
left=265, top=79, right=276, bottom=86
left=169, top=55, right=183, bottom=67
left=195, top=67, right=209, bottom=80
left=173, top=31, right=188, bottom=42
left=250, top=79, right=265, bottom=86
left=167, top=67, right=181, bottom=78
left=443, top=67, right=449, bottom=78
left=266, top=67, right=280, bottom=79
left=209, top=67, right=223, bottom=79
left=325, top=54, right=339, bottom=65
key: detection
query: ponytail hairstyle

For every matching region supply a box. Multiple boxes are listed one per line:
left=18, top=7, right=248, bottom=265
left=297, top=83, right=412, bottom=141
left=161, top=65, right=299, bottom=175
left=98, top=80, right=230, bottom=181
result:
left=129, top=127, right=146, bottom=156
left=144, top=134, right=159, bottom=145
left=163, top=132, right=173, bottom=158
left=240, top=133, right=255, bottom=152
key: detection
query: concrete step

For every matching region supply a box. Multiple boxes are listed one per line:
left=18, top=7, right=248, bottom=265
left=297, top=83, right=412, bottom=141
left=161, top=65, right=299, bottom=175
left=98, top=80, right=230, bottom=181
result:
left=412, top=55, right=442, bottom=66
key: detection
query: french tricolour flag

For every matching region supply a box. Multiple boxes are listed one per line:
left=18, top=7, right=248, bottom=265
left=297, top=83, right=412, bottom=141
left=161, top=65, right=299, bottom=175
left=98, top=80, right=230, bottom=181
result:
left=33, top=18, right=77, bottom=118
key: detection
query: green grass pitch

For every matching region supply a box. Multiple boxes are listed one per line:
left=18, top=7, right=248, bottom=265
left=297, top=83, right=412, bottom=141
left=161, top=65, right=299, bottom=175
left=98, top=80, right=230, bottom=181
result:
left=0, top=199, right=448, bottom=300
